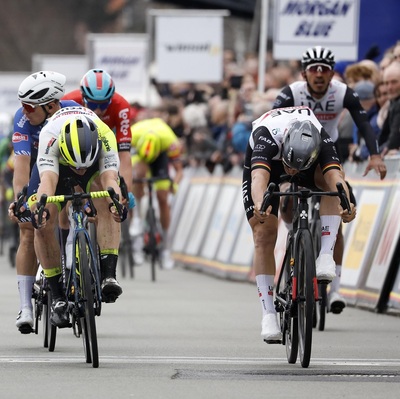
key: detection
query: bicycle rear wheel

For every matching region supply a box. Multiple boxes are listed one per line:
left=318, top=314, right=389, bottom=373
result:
left=77, top=232, right=99, bottom=368
left=296, top=230, right=315, bottom=368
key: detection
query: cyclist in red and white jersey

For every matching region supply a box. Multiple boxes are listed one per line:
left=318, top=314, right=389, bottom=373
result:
left=63, top=69, right=134, bottom=198
left=273, top=46, right=387, bottom=313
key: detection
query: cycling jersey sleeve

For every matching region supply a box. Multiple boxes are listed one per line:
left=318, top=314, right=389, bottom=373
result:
left=272, top=86, right=295, bottom=109
left=112, top=94, right=132, bottom=152
left=96, top=119, right=120, bottom=173
left=12, top=109, right=33, bottom=156
left=344, top=87, right=379, bottom=156
left=250, top=126, right=280, bottom=172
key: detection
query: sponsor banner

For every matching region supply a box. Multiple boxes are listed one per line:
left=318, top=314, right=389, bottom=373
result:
left=87, top=33, right=149, bottom=104
left=32, top=54, right=88, bottom=95
left=273, top=0, right=360, bottom=60
left=155, top=15, right=224, bottom=82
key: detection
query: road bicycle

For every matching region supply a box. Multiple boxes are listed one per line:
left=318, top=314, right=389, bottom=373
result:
left=36, top=186, right=125, bottom=368
left=261, top=177, right=350, bottom=368
left=132, top=176, right=171, bottom=282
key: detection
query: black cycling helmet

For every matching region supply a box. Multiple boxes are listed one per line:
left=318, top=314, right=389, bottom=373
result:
left=282, top=120, right=322, bottom=171
left=301, top=46, right=335, bottom=70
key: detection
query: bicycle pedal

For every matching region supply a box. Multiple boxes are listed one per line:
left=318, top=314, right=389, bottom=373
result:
left=18, top=324, right=34, bottom=335
left=264, top=339, right=282, bottom=344
left=317, top=279, right=331, bottom=285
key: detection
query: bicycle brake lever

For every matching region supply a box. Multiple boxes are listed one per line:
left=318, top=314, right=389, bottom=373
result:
left=336, top=182, right=351, bottom=215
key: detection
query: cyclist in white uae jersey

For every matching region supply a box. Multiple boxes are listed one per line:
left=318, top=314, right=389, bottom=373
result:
left=241, top=105, right=355, bottom=342
left=272, top=46, right=387, bottom=313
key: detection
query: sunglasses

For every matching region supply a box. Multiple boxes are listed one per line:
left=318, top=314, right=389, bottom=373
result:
left=83, top=98, right=111, bottom=111
left=21, top=102, right=40, bottom=113
left=306, top=64, right=332, bottom=74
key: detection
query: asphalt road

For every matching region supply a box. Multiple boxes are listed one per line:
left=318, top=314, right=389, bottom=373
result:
left=0, top=246, right=400, bottom=399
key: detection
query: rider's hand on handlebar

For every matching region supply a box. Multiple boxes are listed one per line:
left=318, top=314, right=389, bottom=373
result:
left=254, top=202, right=272, bottom=223
left=339, top=203, right=356, bottom=223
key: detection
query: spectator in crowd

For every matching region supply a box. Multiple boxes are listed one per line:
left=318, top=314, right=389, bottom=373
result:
left=350, top=80, right=380, bottom=161
left=378, top=61, right=400, bottom=154
left=374, top=80, right=390, bottom=130
left=344, top=62, right=375, bottom=88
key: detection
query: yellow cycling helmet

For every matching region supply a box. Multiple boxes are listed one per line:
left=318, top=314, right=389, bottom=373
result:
left=59, top=115, right=101, bottom=169
left=136, top=132, right=161, bottom=163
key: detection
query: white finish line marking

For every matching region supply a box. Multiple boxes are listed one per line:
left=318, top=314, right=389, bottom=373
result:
left=1, top=355, right=400, bottom=367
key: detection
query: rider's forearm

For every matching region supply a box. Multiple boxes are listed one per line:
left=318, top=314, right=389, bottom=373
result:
left=100, top=170, right=122, bottom=200
left=13, top=155, right=31, bottom=199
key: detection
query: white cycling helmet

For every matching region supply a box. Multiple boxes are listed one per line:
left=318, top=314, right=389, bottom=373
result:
left=18, top=71, right=66, bottom=104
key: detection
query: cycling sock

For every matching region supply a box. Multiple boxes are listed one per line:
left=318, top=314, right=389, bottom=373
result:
left=256, top=274, right=276, bottom=315
left=330, top=265, right=342, bottom=293
left=17, top=275, right=35, bottom=310
left=320, top=215, right=341, bottom=255
left=45, top=271, right=64, bottom=301
left=100, top=253, right=118, bottom=280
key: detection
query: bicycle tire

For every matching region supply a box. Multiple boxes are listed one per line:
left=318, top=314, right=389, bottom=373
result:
left=276, top=233, right=298, bottom=364
left=296, top=230, right=315, bottom=368
left=119, top=221, right=135, bottom=279
left=145, top=207, right=158, bottom=282
left=78, top=231, right=99, bottom=368
left=88, top=222, right=102, bottom=317
left=318, top=283, right=327, bottom=331
left=46, top=289, right=57, bottom=352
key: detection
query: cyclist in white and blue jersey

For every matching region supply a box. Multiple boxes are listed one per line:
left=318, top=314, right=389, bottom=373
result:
left=8, top=71, right=80, bottom=334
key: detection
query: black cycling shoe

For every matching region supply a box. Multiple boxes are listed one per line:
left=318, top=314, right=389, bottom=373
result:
left=50, top=300, right=71, bottom=328
left=101, top=278, right=123, bottom=303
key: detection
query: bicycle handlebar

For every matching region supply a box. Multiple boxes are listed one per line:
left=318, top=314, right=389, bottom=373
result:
left=260, top=182, right=352, bottom=216
left=36, top=188, right=125, bottom=227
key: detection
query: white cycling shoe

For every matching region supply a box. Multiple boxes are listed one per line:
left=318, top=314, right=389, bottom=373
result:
left=316, top=254, right=336, bottom=282
left=16, top=307, right=34, bottom=334
left=261, top=313, right=282, bottom=344
left=329, top=291, right=347, bottom=314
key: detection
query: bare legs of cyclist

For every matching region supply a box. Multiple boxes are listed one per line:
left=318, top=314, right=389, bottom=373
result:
left=33, top=203, right=70, bottom=328
left=15, top=223, right=38, bottom=333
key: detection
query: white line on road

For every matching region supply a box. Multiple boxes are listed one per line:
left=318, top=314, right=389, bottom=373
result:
left=1, top=355, right=400, bottom=367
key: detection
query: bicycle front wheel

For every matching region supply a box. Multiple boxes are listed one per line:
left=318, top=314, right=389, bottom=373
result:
left=296, top=230, right=315, bottom=368
left=276, top=232, right=298, bottom=364
left=77, top=232, right=99, bottom=368
left=318, top=283, right=327, bottom=331
left=145, top=207, right=158, bottom=282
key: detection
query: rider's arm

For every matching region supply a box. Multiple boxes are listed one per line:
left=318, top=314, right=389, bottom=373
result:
left=249, top=126, right=278, bottom=217
left=272, top=85, right=295, bottom=109
left=13, top=154, right=30, bottom=199
left=36, top=171, right=58, bottom=203
left=343, top=87, right=379, bottom=156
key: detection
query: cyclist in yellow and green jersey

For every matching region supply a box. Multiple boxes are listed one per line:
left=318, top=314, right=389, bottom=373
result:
left=130, top=117, right=183, bottom=269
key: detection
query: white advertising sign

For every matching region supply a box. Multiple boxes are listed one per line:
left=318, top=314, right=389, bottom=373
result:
left=0, top=72, right=31, bottom=118
left=32, top=54, right=88, bottom=95
left=155, top=16, right=223, bottom=83
left=87, top=34, right=149, bottom=104
left=273, top=0, right=360, bottom=61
